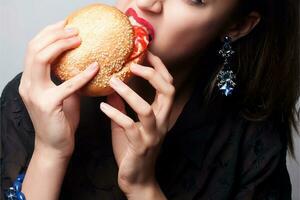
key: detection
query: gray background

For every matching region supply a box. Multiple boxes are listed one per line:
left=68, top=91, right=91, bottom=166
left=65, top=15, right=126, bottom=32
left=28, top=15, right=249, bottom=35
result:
left=0, top=0, right=299, bottom=199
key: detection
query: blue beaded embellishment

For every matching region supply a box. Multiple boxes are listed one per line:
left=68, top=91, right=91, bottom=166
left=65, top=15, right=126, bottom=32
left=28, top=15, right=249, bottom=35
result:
left=5, top=173, right=26, bottom=200
left=217, top=36, right=236, bottom=96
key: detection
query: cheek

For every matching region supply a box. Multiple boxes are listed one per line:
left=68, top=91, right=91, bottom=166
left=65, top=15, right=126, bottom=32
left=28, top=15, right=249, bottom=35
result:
left=152, top=17, right=221, bottom=66
left=114, top=0, right=132, bottom=11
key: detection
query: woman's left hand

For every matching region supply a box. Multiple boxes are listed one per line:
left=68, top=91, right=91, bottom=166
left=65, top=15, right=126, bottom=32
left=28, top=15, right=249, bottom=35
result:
left=100, top=52, right=175, bottom=196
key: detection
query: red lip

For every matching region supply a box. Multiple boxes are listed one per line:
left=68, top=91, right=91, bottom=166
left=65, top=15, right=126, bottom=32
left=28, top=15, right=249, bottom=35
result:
left=125, top=8, right=155, bottom=41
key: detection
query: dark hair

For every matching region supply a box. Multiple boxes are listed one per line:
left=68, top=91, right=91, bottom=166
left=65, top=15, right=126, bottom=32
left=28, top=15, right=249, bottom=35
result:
left=224, top=0, right=300, bottom=157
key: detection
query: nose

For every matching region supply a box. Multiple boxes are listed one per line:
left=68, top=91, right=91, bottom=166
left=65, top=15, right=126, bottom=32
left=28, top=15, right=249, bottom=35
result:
left=136, top=0, right=163, bottom=13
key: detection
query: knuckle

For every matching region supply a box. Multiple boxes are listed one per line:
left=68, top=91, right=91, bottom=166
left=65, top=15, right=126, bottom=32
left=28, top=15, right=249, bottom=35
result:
left=18, top=79, right=31, bottom=102
left=139, top=146, right=149, bottom=156
left=64, top=81, right=74, bottom=91
left=66, top=37, right=78, bottom=44
left=54, top=40, right=66, bottom=49
left=36, top=102, right=51, bottom=113
left=35, top=97, right=56, bottom=113
left=122, top=87, right=132, bottom=98
left=35, top=53, right=48, bottom=64
left=140, top=106, right=153, bottom=117
left=124, top=120, right=136, bottom=130
left=28, top=41, right=38, bottom=53
left=145, top=136, right=162, bottom=149
left=47, top=33, right=58, bottom=43
left=118, top=174, right=129, bottom=184
left=25, top=92, right=36, bottom=105
left=64, top=78, right=74, bottom=90
left=58, top=31, right=69, bottom=39
left=58, top=38, right=77, bottom=49
left=18, top=85, right=26, bottom=99
left=153, top=54, right=161, bottom=62
left=128, top=142, right=149, bottom=157
left=166, top=85, right=176, bottom=96
left=168, top=75, right=174, bottom=84
left=145, top=67, right=155, bottom=78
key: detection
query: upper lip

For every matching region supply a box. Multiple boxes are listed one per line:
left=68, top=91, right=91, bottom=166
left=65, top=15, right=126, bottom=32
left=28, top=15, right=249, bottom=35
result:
left=125, top=8, right=155, bottom=41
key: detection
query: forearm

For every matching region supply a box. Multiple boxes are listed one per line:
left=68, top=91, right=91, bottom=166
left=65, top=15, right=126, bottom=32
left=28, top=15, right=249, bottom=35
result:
left=126, top=182, right=167, bottom=200
left=21, top=147, right=71, bottom=200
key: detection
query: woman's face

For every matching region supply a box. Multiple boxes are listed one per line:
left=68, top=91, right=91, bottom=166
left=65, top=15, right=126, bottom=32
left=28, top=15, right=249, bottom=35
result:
left=115, top=0, right=238, bottom=66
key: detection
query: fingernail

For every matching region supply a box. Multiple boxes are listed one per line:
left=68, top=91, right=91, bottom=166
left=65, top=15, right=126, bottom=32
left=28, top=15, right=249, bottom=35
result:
left=65, top=27, right=77, bottom=33
left=109, top=76, right=122, bottom=87
left=86, top=62, right=99, bottom=73
left=130, top=64, right=139, bottom=71
left=100, top=102, right=110, bottom=111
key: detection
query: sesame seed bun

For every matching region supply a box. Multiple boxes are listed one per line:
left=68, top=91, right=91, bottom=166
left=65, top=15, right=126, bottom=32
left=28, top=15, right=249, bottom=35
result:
left=51, top=3, right=147, bottom=96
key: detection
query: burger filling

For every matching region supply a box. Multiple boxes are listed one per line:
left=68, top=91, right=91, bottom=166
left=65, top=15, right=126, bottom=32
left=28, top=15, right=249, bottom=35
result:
left=127, top=16, right=150, bottom=61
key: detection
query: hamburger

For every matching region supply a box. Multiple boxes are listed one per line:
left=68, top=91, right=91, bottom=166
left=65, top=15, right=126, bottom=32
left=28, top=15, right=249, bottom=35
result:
left=52, top=4, right=154, bottom=96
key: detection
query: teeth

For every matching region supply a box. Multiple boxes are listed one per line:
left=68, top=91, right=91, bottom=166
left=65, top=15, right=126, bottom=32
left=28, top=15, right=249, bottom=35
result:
left=128, top=16, right=139, bottom=26
left=128, top=16, right=149, bottom=34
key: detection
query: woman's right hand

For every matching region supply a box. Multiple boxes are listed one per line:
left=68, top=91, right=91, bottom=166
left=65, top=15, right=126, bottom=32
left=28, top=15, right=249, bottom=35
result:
left=18, top=20, right=99, bottom=159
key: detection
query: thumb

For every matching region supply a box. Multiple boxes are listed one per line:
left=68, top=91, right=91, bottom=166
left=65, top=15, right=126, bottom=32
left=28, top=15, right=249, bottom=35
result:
left=55, top=62, right=99, bottom=103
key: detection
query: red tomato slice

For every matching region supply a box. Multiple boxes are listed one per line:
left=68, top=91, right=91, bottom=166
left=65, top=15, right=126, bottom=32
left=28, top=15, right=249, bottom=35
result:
left=128, top=26, right=149, bottom=61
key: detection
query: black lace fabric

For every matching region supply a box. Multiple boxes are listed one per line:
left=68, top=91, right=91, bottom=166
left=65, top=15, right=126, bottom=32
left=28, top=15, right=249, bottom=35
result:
left=0, top=73, right=292, bottom=200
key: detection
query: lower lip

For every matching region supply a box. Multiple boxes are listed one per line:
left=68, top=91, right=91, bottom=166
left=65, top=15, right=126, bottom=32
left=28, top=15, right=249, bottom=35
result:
left=125, top=8, right=155, bottom=41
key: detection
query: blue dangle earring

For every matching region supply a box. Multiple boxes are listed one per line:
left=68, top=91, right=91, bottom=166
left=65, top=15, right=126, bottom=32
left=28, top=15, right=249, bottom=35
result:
left=217, top=36, right=236, bottom=96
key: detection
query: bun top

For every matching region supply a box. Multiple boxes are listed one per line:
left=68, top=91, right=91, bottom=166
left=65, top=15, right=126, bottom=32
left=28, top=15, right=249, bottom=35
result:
left=52, top=4, right=135, bottom=96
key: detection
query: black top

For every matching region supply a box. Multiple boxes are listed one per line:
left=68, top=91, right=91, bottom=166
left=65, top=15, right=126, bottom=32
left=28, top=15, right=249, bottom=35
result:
left=0, top=73, right=292, bottom=200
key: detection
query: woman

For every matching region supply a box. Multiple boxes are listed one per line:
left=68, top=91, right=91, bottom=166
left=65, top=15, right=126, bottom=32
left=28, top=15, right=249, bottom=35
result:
left=1, top=0, right=299, bottom=199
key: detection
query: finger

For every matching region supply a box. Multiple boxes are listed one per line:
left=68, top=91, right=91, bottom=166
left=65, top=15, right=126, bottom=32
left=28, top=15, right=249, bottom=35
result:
left=33, top=19, right=67, bottom=42
left=31, top=36, right=81, bottom=84
left=130, top=63, right=175, bottom=119
left=54, top=62, right=99, bottom=102
left=107, top=92, right=127, bottom=130
left=37, top=35, right=81, bottom=64
left=146, top=51, right=173, bottom=83
left=100, top=101, right=143, bottom=145
left=109, top=76, right=157, bottom=134
left=22, top=20, right=67, bottom=90
left=32, top=28, right=79, bottom=53
left=130, top=63, right=175, bottom=96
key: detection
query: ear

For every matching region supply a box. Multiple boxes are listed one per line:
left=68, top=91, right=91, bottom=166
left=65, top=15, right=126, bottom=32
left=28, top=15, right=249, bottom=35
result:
left=221, top=11, right=261, bottom=42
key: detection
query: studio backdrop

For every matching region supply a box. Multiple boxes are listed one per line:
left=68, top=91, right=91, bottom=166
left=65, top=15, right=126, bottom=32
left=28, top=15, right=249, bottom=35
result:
left=0, top=0, right=299, bottom=199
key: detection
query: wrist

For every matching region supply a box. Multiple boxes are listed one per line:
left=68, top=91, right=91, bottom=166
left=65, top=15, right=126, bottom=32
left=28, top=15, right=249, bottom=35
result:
left=125, top=181, right=167, bottom=200
left=34, top=140, right=74, bottom=160
left=21, top=148, right=71, bottom=199
left=33, top=147, right=72, bottom=165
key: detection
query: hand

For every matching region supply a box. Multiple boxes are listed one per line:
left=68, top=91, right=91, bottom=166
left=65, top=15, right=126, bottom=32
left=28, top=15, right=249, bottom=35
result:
left=19, top=20, right=99, bottom=158
left=99, top=52, right=175, bottom=195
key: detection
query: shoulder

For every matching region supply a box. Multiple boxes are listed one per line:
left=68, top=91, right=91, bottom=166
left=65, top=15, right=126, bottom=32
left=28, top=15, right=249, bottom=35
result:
left=1, top=72, right=34, bottom=149
left=223, top=111, right=288, bottom=171
left=232, top=113, right=290, bottom=180
left=1, top=71, right=34, bottom=132
left=1, top=73, right=35, bottom=195
left=209, top=106, right=289, bottom=175
left=226, top=114, right=292, bottom=198
left=1, top=72, right=23, bottom=102
left=206, top=95, right=286, bottom=156
left=238, top=116, right=287, bottom=160
left=1, top=71, right=34, bottom=143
